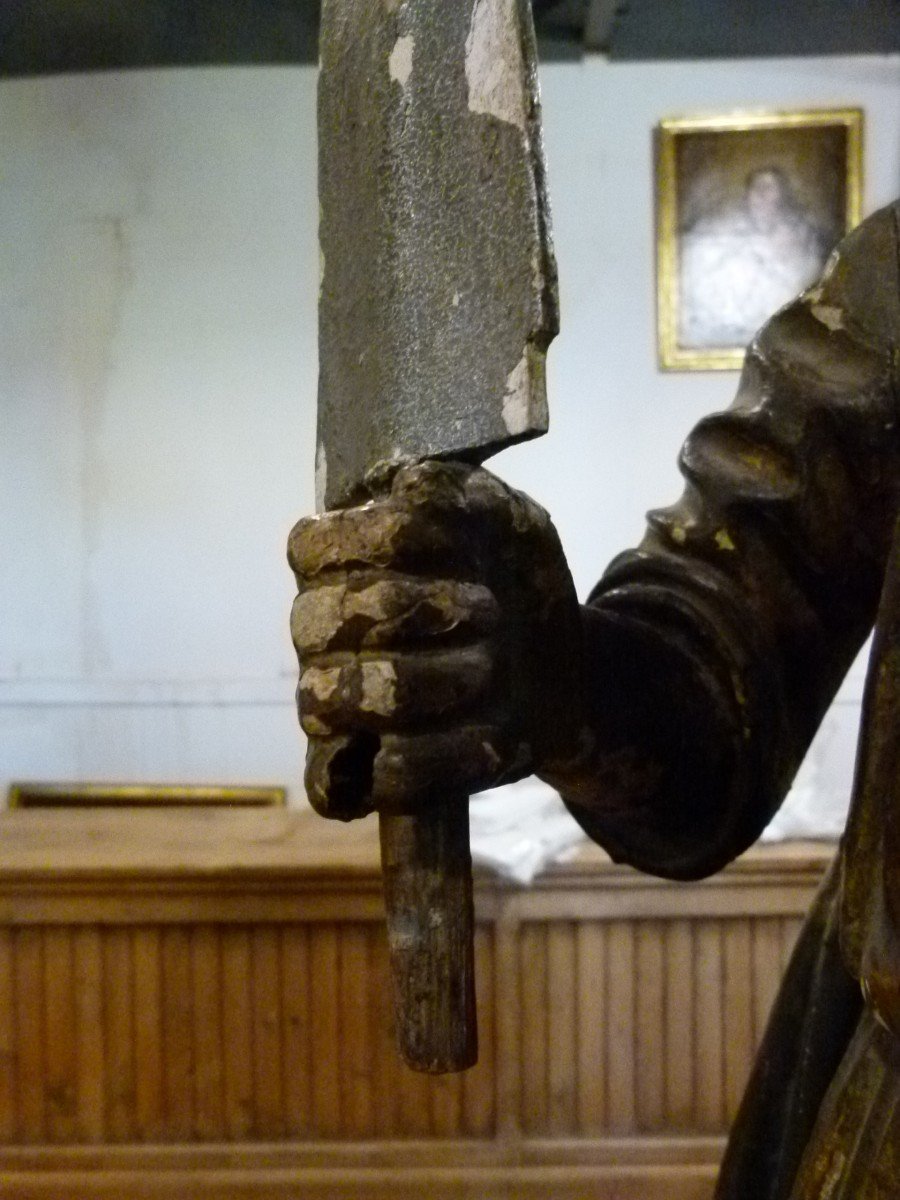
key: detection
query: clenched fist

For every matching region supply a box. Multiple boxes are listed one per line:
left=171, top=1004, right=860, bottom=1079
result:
left=288, top=461, right=588, bottom=820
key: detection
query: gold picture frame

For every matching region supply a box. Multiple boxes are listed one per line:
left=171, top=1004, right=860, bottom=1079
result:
left=656, top=108, right=863, bottom=371
left=8, top=782, right=287, bottom=809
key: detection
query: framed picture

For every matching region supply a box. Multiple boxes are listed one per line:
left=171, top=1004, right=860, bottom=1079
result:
left=7, top=782, right=287, bottom=808
left=656, top=108, right=863, bottom=371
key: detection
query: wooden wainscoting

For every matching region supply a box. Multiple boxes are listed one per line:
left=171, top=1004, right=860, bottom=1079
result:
left=0, top=808, right=831, bottom=1199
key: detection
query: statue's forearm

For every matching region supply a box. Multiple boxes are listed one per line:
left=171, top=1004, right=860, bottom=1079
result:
left=546, top=201, right=900, bottom=879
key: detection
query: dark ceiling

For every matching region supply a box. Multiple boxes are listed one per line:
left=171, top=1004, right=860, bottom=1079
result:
left=609, top=0, right=900, bottom=59
left=0, top=0, right=897, bottom=75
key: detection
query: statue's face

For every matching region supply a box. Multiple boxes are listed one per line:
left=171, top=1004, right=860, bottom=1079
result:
left=746, top=170, right=786, bottom=232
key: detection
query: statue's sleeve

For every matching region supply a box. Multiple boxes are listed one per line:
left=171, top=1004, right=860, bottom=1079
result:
left=550, top=202, right=900, bottom=880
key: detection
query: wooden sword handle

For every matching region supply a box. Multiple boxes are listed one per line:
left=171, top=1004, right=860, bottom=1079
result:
left=378, top=803, right=477, bottom=1073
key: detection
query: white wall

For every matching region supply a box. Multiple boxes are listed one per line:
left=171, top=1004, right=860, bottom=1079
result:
left=1, top=56, right=898, bottom=825
left=1, top=69, right=317, bottom=798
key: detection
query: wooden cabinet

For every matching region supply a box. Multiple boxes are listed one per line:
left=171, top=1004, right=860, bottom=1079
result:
left=0, top=807, right=831, bottom=1198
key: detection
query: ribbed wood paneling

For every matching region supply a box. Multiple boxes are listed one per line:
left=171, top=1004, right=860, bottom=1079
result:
left=0, top=911, right=814, bottom=1144
left=0, top=811, right=832, bottom=1199
left=517, top=916, right=794, bottom=1136
left=0, top=922, right=497, bottom=1144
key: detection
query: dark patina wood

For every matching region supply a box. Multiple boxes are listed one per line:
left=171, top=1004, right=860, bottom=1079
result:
left=312, top=0, right=558, bottom=1072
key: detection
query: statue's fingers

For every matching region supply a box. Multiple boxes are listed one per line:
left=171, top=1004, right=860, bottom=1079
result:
left=303, top=722, right=524, bottom=821
left=298, top=645, right=493, bottom=732
left=287, top=500, right=477, bottom=583
left=390, top=459, right=527, bottom=526
left=372, top=725, right=529, bottom=812
left=389, top=461, right=562, bottom=578
left=388, top=459, right=474, bottom=507
left=304, top=734, right=379, bottom=821
left=291, top=577, right=499, bottom=658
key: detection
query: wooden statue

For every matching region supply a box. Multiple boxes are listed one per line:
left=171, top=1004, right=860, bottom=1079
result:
left=291, top=199, right=900, bottom=1196
left=313, top=0, right=558, bottom=1072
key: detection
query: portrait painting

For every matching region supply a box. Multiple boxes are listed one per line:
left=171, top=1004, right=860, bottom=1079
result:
left=656, top=109, right=863, bottom=370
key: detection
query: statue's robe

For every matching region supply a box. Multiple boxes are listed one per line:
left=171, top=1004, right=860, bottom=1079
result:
left=553, top=201, right=900, bottom=1198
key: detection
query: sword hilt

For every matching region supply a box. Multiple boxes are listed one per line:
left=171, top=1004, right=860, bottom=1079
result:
left=379, top=803, right=477, bottom=1073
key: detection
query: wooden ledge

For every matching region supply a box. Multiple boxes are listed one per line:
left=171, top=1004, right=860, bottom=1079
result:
left=0, top=807, right=835, bottom=884
left=0, top=1138, right=725, bottom=1200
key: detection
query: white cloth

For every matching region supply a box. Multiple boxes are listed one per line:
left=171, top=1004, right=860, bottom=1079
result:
left=469, top=776, right=587, bottom=885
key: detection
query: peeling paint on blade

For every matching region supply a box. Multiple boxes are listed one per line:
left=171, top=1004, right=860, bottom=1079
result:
left=465, top=0, right=528, bottom=131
